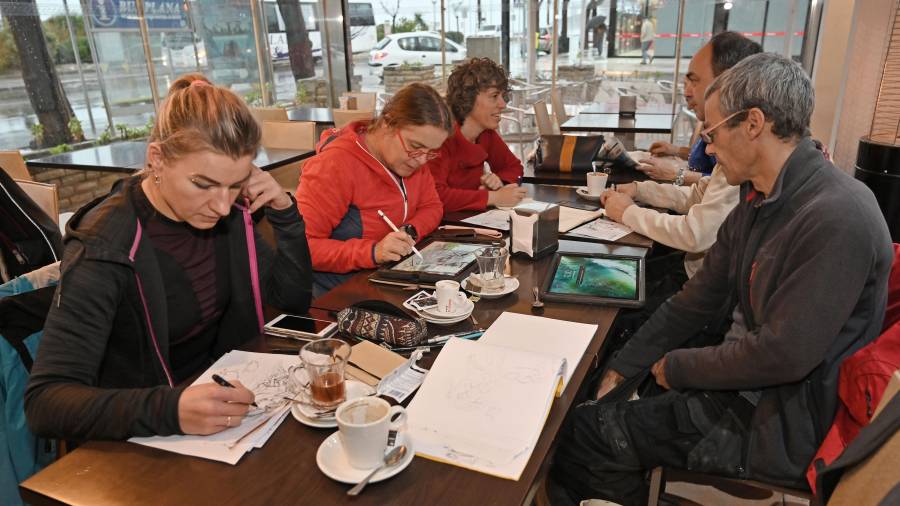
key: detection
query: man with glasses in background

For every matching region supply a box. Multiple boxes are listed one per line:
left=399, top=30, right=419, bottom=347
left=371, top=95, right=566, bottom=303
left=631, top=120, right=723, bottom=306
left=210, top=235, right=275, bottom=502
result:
left=550, top=53, right=893, bottom=506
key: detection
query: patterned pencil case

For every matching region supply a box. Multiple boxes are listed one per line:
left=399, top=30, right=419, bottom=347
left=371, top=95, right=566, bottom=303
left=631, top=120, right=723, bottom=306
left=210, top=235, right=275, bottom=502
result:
left=336, top=300, right=428, bottom=347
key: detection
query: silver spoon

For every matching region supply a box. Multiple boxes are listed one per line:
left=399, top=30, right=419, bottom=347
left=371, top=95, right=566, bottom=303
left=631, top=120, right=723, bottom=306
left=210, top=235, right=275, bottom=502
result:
left=532, top=286, right=545, bottom=309
left=347, top=445, right=408, bottom=496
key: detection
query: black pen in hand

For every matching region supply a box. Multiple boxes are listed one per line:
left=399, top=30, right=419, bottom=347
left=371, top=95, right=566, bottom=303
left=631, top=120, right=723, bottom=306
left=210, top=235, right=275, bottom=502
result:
left=212, top=374, right=259, bottom=407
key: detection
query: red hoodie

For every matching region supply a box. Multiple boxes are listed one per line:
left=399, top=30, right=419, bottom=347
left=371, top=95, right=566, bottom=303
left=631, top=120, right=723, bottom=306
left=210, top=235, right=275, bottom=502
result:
left=425, top=125, right=523, bottom=213
left=296, top=122, right=443, bottom=278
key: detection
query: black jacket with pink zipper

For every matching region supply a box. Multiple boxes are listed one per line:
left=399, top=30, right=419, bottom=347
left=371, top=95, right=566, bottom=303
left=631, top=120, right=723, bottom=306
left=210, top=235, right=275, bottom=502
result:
left=25, top=176, right=312, bottom=440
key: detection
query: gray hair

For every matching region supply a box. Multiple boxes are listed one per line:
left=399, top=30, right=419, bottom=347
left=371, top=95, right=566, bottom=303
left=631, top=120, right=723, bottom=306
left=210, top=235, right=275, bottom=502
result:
left=705, top=52, right=814, bottom=140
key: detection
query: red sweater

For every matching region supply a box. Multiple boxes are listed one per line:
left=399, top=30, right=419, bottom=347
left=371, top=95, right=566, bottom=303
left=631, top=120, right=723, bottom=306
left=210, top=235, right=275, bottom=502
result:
left=426, top=126, right=523, bottom=213
left=296, top=122, right=443, bottom=274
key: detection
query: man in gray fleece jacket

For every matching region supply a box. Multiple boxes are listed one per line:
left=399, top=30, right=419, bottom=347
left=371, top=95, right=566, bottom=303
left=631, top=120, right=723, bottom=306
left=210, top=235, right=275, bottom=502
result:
left=550, top=53, right=893, bottom=505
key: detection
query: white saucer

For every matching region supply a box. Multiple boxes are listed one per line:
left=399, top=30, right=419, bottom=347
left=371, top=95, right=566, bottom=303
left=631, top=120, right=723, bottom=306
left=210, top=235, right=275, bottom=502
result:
left=462, top=276, right=519, bottom=299
left=576, top=187, right=603, bottom=202
left=317, top=430, right=414, bottom=484
left=291, top=380, right=375, bottom=428
left=420, top=298, right=474, bottom=319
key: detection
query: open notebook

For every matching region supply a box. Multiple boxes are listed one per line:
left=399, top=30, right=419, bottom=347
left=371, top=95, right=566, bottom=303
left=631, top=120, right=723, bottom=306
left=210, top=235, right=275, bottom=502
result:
left=407, top=313, right=597, bottom=480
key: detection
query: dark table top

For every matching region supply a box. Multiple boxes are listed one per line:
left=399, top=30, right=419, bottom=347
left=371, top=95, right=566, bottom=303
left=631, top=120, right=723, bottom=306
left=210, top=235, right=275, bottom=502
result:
left=579, top=102, right=677, bottom=115
left=20, top=240, right=648, bottom=506
left=286, top=107, right=335, bottom=124
left=26, top=141, right=315, bottom=173
left=521, top=163, right=650, bottom=187
left=560, top=113, right=674, bottom=134
left=443, top=184, right=652, bottom=249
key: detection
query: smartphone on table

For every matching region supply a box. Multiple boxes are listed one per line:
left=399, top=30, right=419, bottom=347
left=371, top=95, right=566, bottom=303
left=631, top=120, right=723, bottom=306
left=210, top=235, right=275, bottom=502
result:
left=264, top=314, right=338, bottom=341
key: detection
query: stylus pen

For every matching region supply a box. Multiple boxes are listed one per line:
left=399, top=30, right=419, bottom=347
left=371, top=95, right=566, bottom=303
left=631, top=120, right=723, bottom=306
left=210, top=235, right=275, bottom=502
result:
left=212, top=374, right=259, bottom=407
left=377, top=209, right=423, bottom=260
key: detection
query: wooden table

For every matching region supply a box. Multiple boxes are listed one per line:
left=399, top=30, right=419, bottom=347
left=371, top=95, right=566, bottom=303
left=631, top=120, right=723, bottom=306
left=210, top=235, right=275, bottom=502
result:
left=20, top=240, right=648, bottom=506
left=443, top=184, right=652, bottom=249
left=560, top=113, right=674, bottom=134
left=26, top=141, right=315, bottom=173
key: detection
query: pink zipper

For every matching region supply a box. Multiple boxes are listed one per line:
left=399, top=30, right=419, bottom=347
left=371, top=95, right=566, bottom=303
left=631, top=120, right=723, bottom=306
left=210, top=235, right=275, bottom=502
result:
left=237, top=200, right=265, bottom=333
left=130, top=220, right=175, bottom=388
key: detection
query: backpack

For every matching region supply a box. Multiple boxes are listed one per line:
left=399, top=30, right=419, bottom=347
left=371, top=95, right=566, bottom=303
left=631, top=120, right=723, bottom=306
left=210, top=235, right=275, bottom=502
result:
left=806, top=243, right=900, bottom=494
left=0, top=262, right=59, bottom=506
left=0, top=167, right=62, bottom=283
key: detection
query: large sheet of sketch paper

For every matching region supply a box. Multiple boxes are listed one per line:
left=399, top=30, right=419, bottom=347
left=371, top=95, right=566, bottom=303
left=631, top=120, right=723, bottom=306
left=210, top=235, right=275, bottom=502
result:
left=129, top=351, right=296, bottom=464
left=478, top=312, right=597, bottom=390
left=407, top=338, right=563, bottom=480
left=461, top=203, right=603, bottom=233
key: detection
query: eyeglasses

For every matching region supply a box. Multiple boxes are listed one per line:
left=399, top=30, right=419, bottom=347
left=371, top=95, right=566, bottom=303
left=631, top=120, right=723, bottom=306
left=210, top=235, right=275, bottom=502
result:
left=699, top=109, right=748, bottom=144
left=395, top=131, right=441, bottom=161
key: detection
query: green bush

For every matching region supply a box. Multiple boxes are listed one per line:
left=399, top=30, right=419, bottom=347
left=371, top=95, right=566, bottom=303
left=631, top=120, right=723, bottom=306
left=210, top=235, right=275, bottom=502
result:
left=48, top=143, right=72, bottom=155
left=446, top=32, right=464, bottom=44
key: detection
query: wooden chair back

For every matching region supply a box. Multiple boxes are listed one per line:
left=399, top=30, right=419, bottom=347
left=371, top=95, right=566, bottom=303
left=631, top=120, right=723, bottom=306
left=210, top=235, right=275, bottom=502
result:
left=0, top=151, right=31, bottom=181
left=342, top=92, right=377, bottom=111
left=15, top=179, right=59, bottom=225
left=260, top=121, right=317, bottom=150
left=251, top=107, right=289, bottom=123
left=332, top=109, right=375, bottom=129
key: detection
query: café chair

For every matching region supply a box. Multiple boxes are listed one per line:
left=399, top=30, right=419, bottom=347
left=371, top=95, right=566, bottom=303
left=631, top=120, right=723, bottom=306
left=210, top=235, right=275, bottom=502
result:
left=342, top=92, right=377, bottom=111
left=647, top=467, right=816, bottom=506
left=332, top=109, right=375, bottom=129
left=251, top=107, right=289, bottom=123
left=260, top=121, right=316, bottom=193
left=550, top=88, right=570, bottom=126
left=0, top=151, right=31, bottom=181
left=15, top=180, right=60, bottom=227
left=533, top=100, right=558, bottom=136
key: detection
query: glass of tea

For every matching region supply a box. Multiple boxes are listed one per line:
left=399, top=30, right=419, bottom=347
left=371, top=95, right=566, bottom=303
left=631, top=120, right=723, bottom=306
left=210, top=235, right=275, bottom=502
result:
left=298, top=338, right=351, bottom=408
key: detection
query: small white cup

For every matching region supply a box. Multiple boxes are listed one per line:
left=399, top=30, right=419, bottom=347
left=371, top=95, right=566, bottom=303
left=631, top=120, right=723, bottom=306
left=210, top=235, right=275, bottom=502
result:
left=586, top=171, right=609, bottom=196
left=336, top=397, right=406, bottom=469
left=434, top=280, right=467, bottom=313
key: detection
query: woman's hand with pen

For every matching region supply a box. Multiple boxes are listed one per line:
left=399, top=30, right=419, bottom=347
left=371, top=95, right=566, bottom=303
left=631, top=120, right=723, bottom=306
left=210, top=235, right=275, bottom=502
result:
left=374, top=230, right=415, bottom=263
left=177, top=380, right=256, bottom=435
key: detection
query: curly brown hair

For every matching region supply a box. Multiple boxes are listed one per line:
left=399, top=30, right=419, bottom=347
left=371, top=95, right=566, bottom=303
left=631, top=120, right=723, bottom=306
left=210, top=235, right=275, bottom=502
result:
left=446, top=58, right=510, bottom=124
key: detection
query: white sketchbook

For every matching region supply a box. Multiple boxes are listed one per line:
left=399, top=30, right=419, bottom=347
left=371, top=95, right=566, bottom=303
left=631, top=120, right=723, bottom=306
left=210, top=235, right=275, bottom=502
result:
left=129, top=350, right=296, bottom=464
left=407, top=336, right=567, bottom=481
left=478, top=312, right=597, bottom=390
left=461, top=201, right=603, bottom=234
left=567, top=217, right=633, bottom=242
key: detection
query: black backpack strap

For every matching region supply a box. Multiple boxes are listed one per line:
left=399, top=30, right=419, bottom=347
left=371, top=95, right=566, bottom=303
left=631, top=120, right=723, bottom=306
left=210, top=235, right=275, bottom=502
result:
left=0, top=285, right=56, bottom=372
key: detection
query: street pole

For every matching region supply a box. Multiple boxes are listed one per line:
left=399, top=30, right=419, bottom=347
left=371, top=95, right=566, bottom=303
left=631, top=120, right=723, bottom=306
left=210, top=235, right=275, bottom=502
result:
left=135, top=0, right=161, bottom=112
left=249, top=0, right=271, bottom=106
left=670, top=0, right=686, bottom=141
left=551, top=0, right=558, bottom=90
left=441, top=0, right=447, bottom=87
left=78, top=0, right=113, bottom=134
left=502, top=0, right=510, bottom=72
left=527, top=0, right=536, bottom=84
left=61, top=0, right=96, bottom=135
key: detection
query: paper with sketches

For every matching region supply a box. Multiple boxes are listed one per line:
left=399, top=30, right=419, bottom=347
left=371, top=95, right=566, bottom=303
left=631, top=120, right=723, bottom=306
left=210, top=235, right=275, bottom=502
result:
left=558, top=207, right=604, bottom=233
left=407, top=338, right=563, bottom=480
left=567, top=217, right=633, bottom=242
left=461, top=209, right=513, bottom=231
left=463, top=204, right=604, bottom=234
left=478, top=312, right=596, bottom=390
left=129, top=351, right=298, bottom=464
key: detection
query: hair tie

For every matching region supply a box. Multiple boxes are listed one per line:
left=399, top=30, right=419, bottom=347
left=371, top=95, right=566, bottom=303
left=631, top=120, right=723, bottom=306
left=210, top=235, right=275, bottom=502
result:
left=190, top=79, right=212, bottom=89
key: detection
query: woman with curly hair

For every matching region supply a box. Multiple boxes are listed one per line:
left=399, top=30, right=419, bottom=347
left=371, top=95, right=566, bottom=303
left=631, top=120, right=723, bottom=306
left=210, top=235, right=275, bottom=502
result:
left=427, top=58, right=527, bottom=213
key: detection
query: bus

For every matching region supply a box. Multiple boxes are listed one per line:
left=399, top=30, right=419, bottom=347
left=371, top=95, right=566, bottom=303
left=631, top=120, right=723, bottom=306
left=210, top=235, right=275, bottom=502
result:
left=263, top=0, right=377, bottom=60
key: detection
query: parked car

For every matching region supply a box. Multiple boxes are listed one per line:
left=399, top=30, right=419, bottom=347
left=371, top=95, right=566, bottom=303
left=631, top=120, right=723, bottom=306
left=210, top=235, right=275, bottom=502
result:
left=368, top=31, right=467, bottom=67
left=538, top=27, right=553, bottom=54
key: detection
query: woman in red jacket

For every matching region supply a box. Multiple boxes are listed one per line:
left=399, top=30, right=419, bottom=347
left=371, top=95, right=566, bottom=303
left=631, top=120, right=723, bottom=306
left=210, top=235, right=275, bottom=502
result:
left=297, top=83, right=450, bottom=295
left=427, top=58, right=527, bottom=213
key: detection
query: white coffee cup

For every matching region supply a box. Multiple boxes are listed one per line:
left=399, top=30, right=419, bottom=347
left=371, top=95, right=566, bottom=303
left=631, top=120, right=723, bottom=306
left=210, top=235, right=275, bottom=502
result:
left=586, top=171, right=609, bottom=196
left=336, top=397, right=407, bottom=469
left=434, top=280, right=467, bottom=313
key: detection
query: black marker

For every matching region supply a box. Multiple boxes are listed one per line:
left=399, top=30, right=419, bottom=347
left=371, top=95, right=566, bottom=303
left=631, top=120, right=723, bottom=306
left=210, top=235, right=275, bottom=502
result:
left=212, top=374, right=258, bottom=407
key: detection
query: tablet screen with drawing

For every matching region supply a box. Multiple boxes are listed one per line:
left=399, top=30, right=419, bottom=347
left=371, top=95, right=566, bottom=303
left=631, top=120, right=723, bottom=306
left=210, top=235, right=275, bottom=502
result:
left=541, top=252, right=645, bottom=308
left=375, top=240, right=484, bottom=282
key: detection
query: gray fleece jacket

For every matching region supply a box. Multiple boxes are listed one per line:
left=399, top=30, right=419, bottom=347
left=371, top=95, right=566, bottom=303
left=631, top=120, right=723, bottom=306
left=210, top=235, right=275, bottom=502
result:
left=610, top=138, right=894, bottom=487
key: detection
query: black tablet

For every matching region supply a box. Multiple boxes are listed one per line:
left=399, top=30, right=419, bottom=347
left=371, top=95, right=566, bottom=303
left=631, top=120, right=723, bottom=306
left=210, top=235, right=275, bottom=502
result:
left=540, top=252, right=645, bottom=308
left=372, top=240, right=485, bottom=283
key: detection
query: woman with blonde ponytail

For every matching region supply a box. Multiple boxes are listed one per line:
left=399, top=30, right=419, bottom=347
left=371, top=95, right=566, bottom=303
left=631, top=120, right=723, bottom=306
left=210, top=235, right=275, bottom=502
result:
left=25, top=74, right=313, bottom=440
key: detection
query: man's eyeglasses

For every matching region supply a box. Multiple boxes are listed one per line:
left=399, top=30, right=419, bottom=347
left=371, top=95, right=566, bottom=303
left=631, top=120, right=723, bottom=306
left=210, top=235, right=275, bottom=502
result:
left=700, top=109, right=748, bottom=144
left=395, top=131, right=441, bottom=161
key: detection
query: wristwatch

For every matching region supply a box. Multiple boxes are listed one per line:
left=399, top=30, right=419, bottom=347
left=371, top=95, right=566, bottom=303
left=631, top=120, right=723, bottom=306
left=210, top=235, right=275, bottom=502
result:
left=674, top=167, right=686, bottom=186
left=401, top=224, right=419, bottom=241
